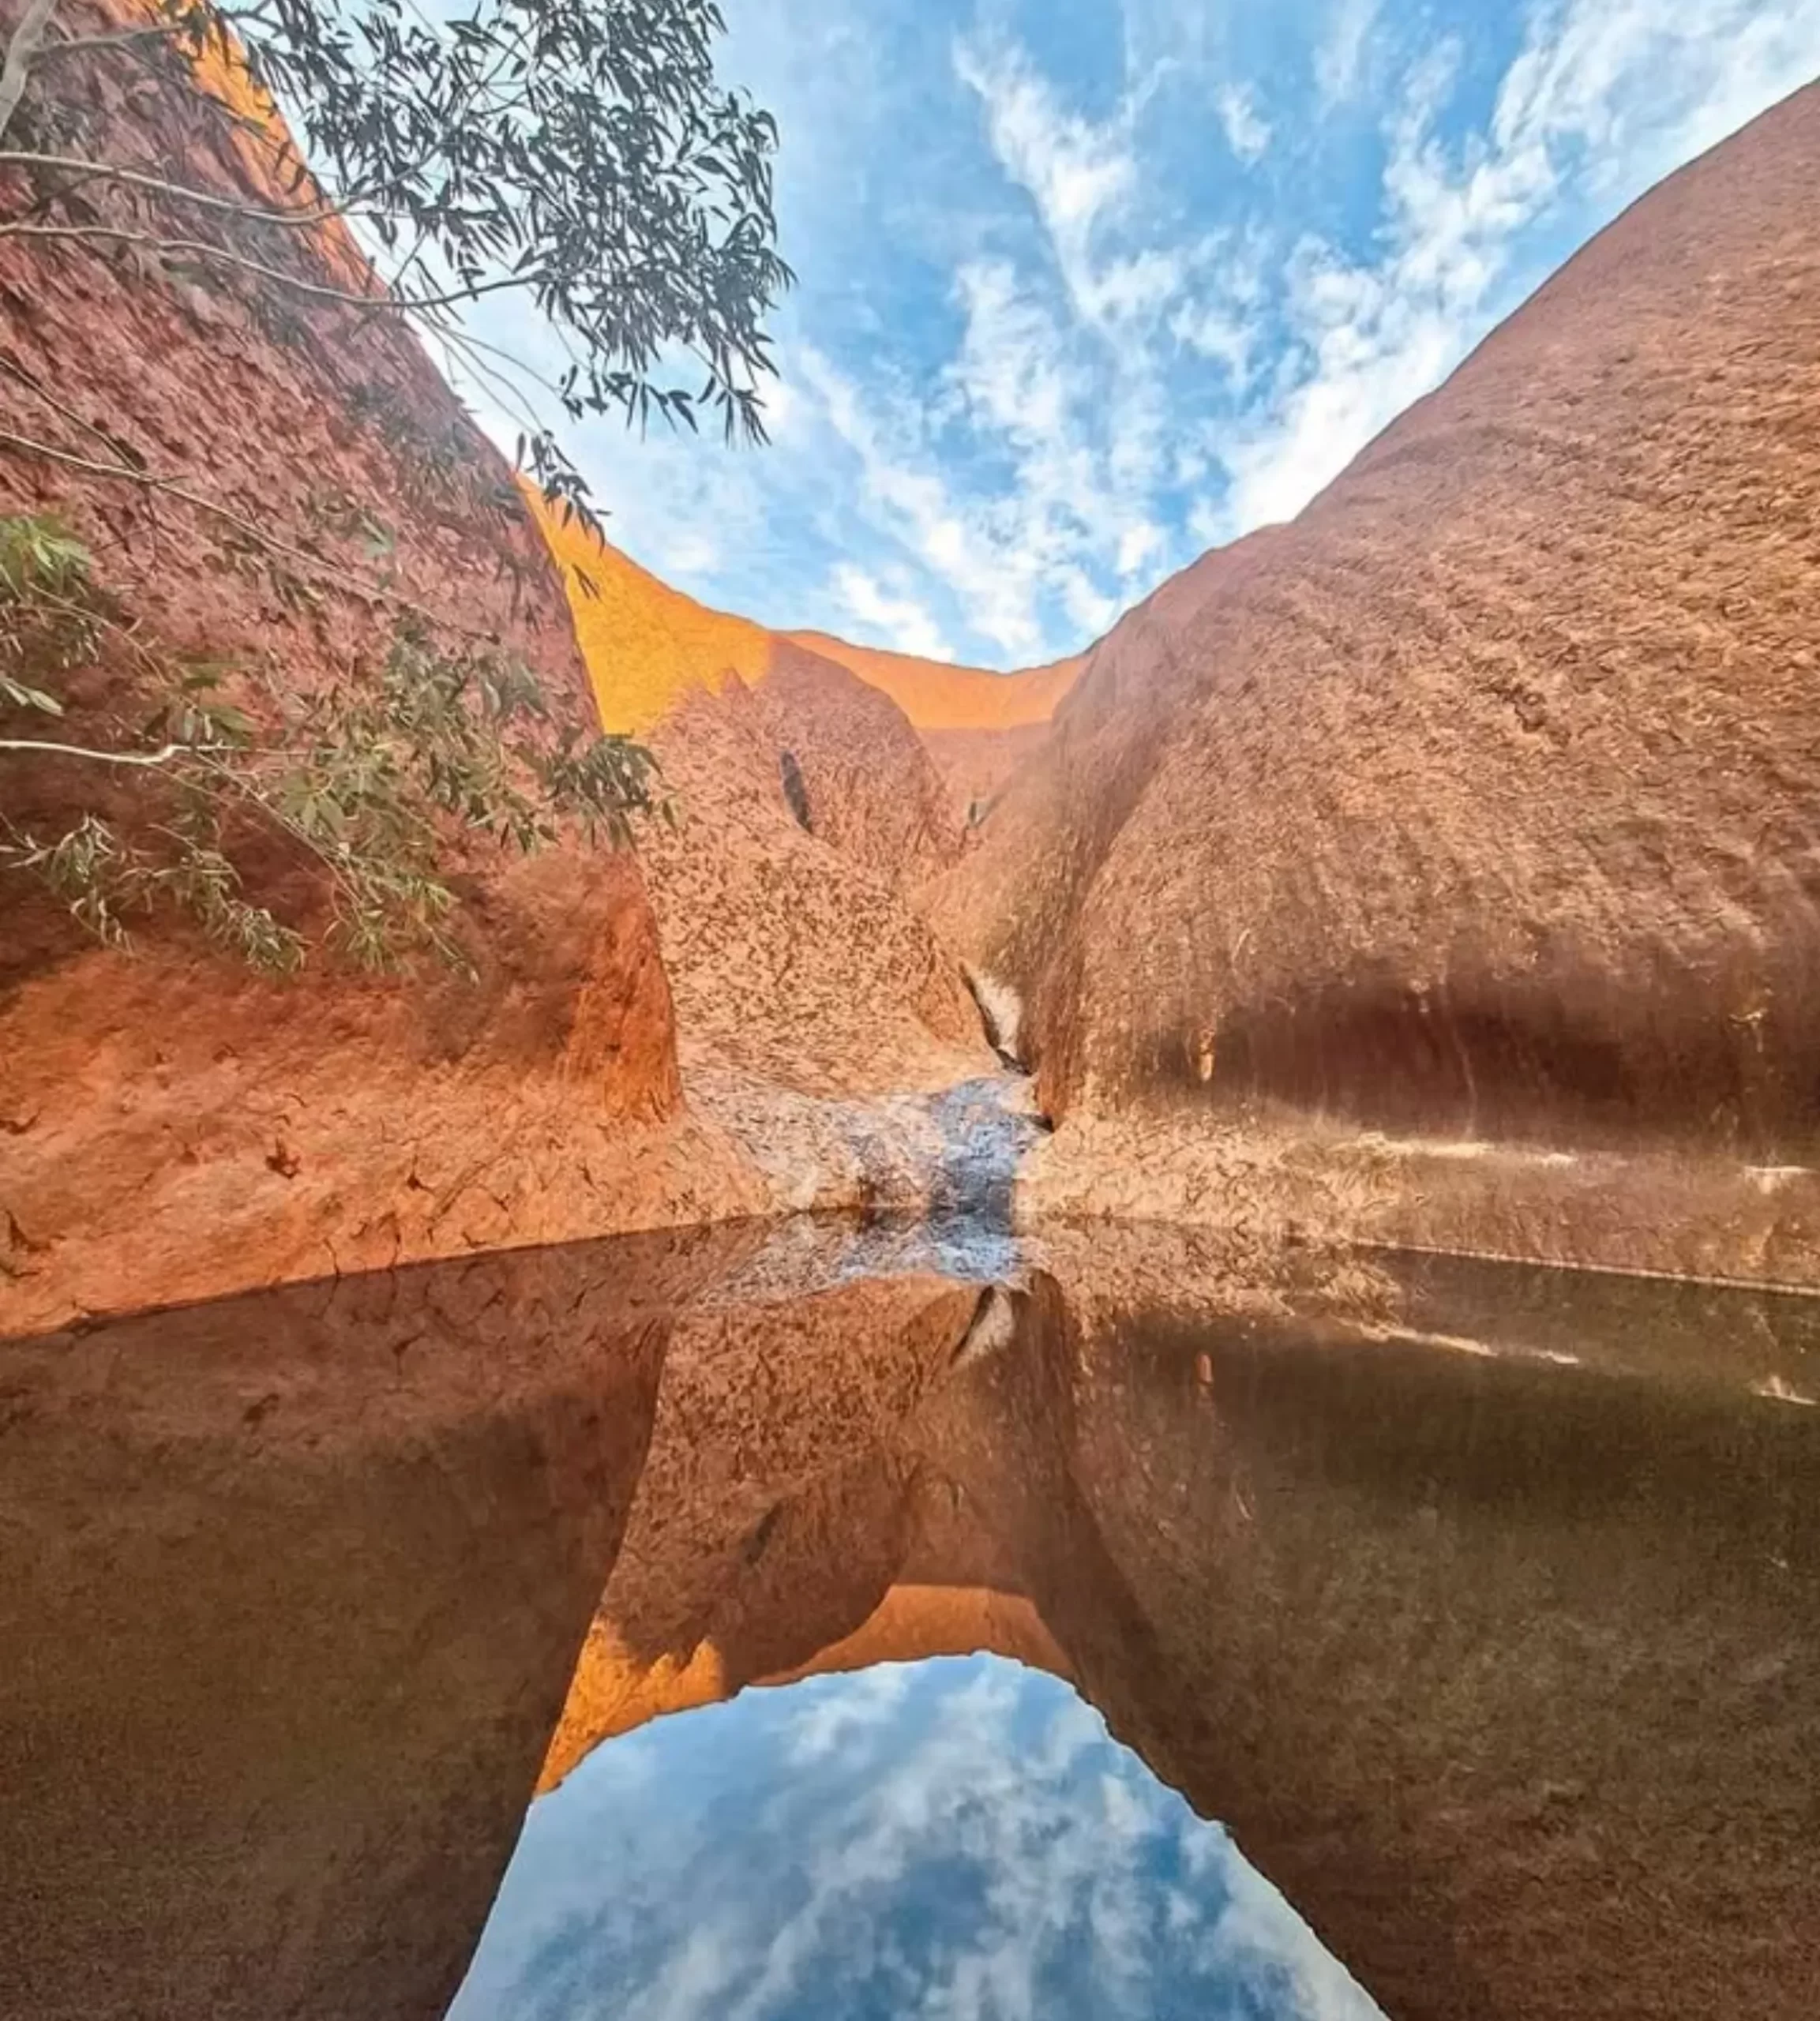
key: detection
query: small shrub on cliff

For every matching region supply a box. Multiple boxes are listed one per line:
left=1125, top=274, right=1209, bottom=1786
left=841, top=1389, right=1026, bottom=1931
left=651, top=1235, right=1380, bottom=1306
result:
left=0, top=514, right=664, bottom=972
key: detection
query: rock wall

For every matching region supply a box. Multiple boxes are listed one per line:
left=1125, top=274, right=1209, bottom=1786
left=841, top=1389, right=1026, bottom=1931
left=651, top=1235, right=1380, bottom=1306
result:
left=531, top=498, right=1005, bottom=1193
left=521, top=489, right=1084, bottom=824
left=783, top=632, right=1086, bottom=819
left=0, top=0, right=764, bottom=1329
left=932, top=81, right=1820, bottom=1277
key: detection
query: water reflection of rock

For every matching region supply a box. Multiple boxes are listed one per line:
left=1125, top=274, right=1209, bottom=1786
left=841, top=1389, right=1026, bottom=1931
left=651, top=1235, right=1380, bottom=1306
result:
left=5, top=1228, right=1818, bottom=2021
left=557, top=1235, right=1820, bottom=2021
left=0, top=1228, right=752, bottom=2021
left=934, top=1283, right=1820, bottom=2021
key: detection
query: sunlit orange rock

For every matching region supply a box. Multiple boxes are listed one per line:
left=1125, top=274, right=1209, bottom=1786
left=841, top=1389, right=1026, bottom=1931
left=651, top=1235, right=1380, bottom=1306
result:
left=527, top=493, right=1085, bottom=822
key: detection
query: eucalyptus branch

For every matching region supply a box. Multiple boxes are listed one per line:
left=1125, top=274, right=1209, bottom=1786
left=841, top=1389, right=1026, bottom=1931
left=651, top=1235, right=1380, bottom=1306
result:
left=0, top=219, right=548, bottom=317
left=36, top=22, right=184, bottom=61
left=0, top=149, right=388, bottom=231
left=0, top=737, right=208, bottom=765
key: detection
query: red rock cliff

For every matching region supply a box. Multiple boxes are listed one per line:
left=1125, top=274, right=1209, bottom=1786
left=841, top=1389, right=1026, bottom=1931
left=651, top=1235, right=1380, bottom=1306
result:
left=0, top=0, right=764, bottom=1329
left=933, top=82, right=1820, bottom=1280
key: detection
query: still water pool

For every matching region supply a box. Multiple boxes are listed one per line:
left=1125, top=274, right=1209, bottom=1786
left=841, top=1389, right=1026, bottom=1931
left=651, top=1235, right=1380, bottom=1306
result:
left=2, top=1219, right=1817, bottom=2020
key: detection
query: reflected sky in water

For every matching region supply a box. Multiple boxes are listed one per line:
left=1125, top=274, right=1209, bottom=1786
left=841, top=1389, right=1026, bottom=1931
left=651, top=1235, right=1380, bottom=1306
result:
left=452, top=1656, right=1381, bottom=2021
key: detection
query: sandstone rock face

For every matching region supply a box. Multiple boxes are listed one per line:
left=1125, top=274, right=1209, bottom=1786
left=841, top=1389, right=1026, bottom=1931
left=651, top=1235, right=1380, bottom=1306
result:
left=783, top=632, right=1086, bottom=820
left=0, top=850, right=772, bottom=1333
left=756, top=639, right=961, bottom=894
left=640, top=676, right=983, bottom=1096
left=521, top=493, right=1084, bottom=825
left=526, top=501, right=961, bottom=892
left=531, top=501, right=1005, bottom=1187
left=937, top=86, right=1820, bottom=1188
left=0, top=0, right=762, bottom=1328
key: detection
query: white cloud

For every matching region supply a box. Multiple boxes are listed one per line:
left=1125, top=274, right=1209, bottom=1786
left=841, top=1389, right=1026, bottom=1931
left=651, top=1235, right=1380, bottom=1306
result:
left=829, top=563, right=957, bottom=661
left=1208, top=0, right=1820, bottom=537
left=948, top=259, right=1081, bottom=441
left=1115, top=519, right=1166, bottom=578
left=952, top=33, right=1142, bottom=328
left=1315, top=0, right=1382, bottom=110
left=456, top=1659, right=1387, bottom=2021
left=1216, top=82, right=1273, bottom=163
left=449, top=0, right=1820, bottom=669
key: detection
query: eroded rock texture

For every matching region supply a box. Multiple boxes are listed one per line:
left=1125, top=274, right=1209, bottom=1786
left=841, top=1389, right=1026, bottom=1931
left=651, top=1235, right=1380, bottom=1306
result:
left=531, top=500, right=1008, bottom=1198
left=934, top=84, right=1820, bottom=1265
left=0, top=0, right=774, bottom=1329
left=782, top=632, right=1086, bottom=822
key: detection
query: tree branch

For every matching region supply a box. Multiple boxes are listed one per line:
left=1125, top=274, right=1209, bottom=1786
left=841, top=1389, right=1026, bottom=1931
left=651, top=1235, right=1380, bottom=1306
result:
left=0, top=149, right=384, bottom=231
left=0, top=0, right=60, bottom=145
left=0, top=737, right=207, bottom=766
left=36, top=23, right=182, bottom=61
left=0, top=217, right=545, bottom=314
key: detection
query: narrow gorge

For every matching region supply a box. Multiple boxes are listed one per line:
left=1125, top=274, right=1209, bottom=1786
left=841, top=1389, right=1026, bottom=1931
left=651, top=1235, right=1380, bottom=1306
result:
left=4, top=6, right=1820, bottom=2019
left=6, top=30, right=1819, bottom=1330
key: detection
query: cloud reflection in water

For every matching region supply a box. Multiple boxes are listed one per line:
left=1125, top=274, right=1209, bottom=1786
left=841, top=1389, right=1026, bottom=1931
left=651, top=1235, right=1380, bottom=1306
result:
left=452, top=1655, right=1383, bottom=2021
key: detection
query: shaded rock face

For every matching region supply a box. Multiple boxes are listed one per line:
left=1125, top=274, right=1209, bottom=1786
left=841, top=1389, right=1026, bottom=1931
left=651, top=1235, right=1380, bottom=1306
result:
left=936, top=84, right=1820, bottom=1170
left=756, top=639, right=961, bottom=893
left=636, top=672, right=991, bottom=1101
left=925, top=721, right=1057, bottom=826
left=0, top=2, right=761, bottom=1328
left=0, top=849, right=771, bottom=1335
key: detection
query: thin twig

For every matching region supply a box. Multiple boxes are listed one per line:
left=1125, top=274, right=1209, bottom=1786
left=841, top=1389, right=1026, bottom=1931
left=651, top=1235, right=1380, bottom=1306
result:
left=0, top=218, right=545, bottom=315
left=35, top=23, right=182, bottom=61
left=0, top=149, right=391, bottom=231
left=0, top=737, right=208, bottom=765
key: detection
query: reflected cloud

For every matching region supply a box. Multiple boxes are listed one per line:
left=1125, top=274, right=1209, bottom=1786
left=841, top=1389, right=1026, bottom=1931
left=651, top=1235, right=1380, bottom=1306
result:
left=450, top=1658, right=1383, bottom=2021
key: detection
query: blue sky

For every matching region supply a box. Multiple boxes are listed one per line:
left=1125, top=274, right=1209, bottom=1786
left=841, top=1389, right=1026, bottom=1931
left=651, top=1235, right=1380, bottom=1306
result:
left=464, top=0, right=1820, bottom=667
left=450, top=1655, right=1383, bottom=2020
